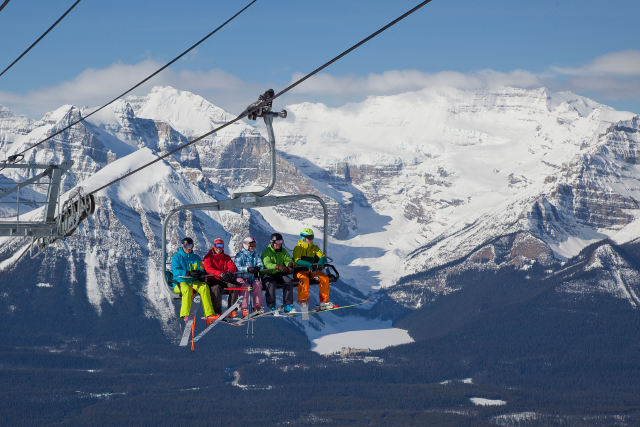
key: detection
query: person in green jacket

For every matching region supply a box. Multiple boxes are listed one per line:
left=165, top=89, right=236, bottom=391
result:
left=293, top=227, right=333, bottom=310
left=261, top=233, right=295, bottom=313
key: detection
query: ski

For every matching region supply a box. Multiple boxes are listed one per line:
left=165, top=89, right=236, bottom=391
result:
left=301, top=300, right=309, bottom=321
left=201, top=316, right=246, bottom=327
left=192, top=296, right=244, bottom=343
left=221, top=318, right=244, bottom=327
left=289, top=298, right=371, bottom=317
left=179, top=295, right=201, bottom=347
left=217, top=308, right=278, bottom=326
left=272, top=305, right=296, bottom=317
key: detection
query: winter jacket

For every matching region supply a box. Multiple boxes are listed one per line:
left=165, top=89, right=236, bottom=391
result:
left=234, top=248, right=265, bottom=279
left=202, top=249, right=237, bottom=280
left=261, top=244, right=293, bottom=275
left=293, top=239, right=327, bottom=268
left=171, top=247, right=205, bottom=284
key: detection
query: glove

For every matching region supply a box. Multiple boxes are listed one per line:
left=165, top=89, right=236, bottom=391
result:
left=187, top=271, right=202, bottom=279
left=310, top=263, right=321, bottom=274
left=274, top=264, right=283, bottom=271
left=247, top=266, right=260, bottom=276
left=220, top=271, right=233, bottom=282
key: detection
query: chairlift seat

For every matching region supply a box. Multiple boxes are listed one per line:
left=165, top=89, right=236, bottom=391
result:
left=164, top=270, right=182, bottom=300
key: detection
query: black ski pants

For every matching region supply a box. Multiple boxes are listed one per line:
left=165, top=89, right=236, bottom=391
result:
left=262, top=273, right=294, bottom=307
left=208, top=279, right=236, bottom=314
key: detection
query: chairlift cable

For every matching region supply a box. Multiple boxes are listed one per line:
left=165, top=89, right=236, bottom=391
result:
left=87, top=0, right=434, bottom=197
left=0, top=0, right=83, bottom=78
left=0, top=0, right=11, bottom=14
left=9, top=0, right=259, bottom=162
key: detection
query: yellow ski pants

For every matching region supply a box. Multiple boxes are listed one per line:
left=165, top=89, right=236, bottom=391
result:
left=175, top=281, right=214, bottom=318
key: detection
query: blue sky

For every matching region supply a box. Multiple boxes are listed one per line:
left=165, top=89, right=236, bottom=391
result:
left=0, top=0, right=639, bottom=118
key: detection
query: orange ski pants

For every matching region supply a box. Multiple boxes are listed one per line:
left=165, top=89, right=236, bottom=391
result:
left=295, top=271, right=330, bottom=304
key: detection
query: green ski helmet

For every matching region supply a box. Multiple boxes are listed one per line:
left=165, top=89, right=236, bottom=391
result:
left=300, top=227, right=314, bottom=239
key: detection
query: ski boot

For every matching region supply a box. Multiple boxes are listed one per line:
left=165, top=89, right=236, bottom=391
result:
left=283, top=304, right=294, bottom=314
left=205, top=314, right=220, bottom=326
left=320, top=302, right=335, bottom=311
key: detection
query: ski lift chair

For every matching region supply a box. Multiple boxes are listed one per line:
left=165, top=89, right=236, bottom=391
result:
left=161, top=90, right=339, bottom=303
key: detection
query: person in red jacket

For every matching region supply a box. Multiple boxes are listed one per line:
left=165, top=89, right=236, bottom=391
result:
left=202, top=238, right=238, bottom=317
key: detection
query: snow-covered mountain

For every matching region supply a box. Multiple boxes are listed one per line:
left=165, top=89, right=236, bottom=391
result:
left=268, top=86, right=640, bottom=303
left=1, top=85, right=639, bottom=335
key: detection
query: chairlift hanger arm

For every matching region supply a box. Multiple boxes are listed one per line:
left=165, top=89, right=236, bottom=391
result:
left=233, top=89, right=287, bottom=199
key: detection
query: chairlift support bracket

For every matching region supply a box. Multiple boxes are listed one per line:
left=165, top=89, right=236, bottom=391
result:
left=0, top=160, right=95, bottom=257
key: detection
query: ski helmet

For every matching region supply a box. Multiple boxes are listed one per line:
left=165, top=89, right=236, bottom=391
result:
left=300, top=227, right=314, bottom=239
left=182, top=237, right=194, bottom=246
left=213, top=238, right=224, bottom=249
left=242, top=236, right=256, bottom=250
left=270, top=233, right=283, bottom=244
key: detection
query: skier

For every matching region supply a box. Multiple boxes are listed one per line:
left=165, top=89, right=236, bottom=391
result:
left=261, top=233, right=296, bottom=313
left=234, top=236, right=265, bottom=318
left=293, top=228, right=333, bottom=310
left=171, top=237, right=217, bottom=325
left=202, top=238, right=238, bottom=317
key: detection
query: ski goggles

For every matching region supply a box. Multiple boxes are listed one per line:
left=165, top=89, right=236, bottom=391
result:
left=302, top=235, right=314, bottom=240
left=214, top=243, right=224, bottom=248
left=248, top=241, right=257, bottom=246
left=274, top=240, right=283, bottom=245
left=182, top=243, right=194, bottom=250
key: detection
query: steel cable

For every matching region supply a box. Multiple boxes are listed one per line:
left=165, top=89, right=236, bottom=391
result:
left=0, top=0, right=11, bottom=14
left=9, top=0, right=259, bottom=162
left=88, top=0, right=434, bottom=197
left=0, top=0, right=83, bottom=78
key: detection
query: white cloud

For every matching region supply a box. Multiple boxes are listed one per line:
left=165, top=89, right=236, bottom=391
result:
left=0, top=60, right=265, bottom=119
left=284, top=50, right=640, bottom=109
left=0, top=61, right=162, bottom=117
left=551, top=50, right=640, bottom=77
left=287, top=69, right=547, bottom=96
left=1, top=50, right=639, bottom=119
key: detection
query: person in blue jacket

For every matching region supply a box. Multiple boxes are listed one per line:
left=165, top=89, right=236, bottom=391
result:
left=234, top=236, right=265, bottom=318
left=171, top=237, right=217, bottom=325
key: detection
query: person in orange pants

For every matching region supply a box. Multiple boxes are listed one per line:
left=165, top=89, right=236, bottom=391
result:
left=292, top=227, right=333, bottom=310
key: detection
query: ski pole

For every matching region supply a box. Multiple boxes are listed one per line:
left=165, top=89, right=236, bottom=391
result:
left=191, top=306, right=196, bottom=353
left=246, top=275, right=253, bottom=338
